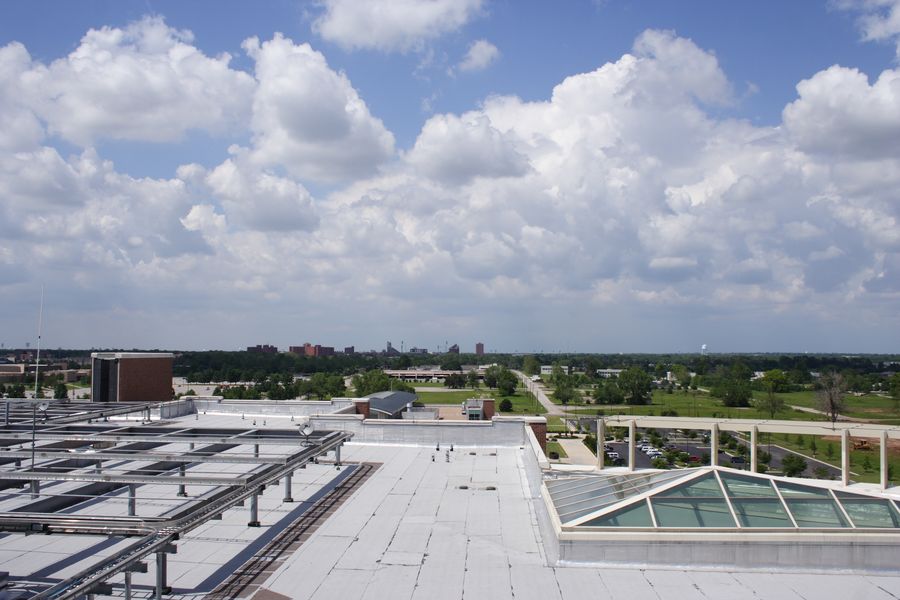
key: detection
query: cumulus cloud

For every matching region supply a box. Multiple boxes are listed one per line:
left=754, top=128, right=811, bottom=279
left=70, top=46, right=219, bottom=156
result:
left=406, top=113, right=530, bottom=183
left=244, top=34, right=395, bottom=182
left=783, top=65, right=900, bottom=158
left=23, top=17, right=255, bottom=145
left=835, top=0, right=900, bottom=55
left=1, top=21, right=899, bottom=350
left=457, top=39, right=499, bottom=72
left=313, top=0, right=484, bottom=52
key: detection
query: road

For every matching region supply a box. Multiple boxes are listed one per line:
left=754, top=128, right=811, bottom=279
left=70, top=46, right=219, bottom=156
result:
left=513, top=370, right=564, bottom=416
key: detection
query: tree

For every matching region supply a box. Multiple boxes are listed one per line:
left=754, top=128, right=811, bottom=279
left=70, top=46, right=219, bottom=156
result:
left=809, top=436, right=818, bottom=457
left=522, top=355, right=540, bottom=377
left=817, top=371, right=846, bottom=426
left=593, top=380, right=625, bottom=405
left=466, top=370, right=480, bottom=389
left=781, top=454, right=808, bottom=477
left=439, top=355, right=462, bottom=371
left=671, top=364, right=690, bottom=389
left=483, top=365, right=501, bottom=389
left=553, top=383, right=578, bottom=406
left=351, top=370, right=411, bottom=397
left=499, top=398, right=513, bottom=412
left=618, top=367, right=652, bottom=405
left=445, top=373, right=467, bottom=389
left=495, top=367, right=518, bottom=396
left=755, top=369, right=787, bottom=418
left=890, top=372, right=900, bottom=411
left=53, top=382, right=69, bottom=400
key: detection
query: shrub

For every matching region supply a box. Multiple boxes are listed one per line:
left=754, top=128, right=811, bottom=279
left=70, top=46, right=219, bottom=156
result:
left=499, top=398, right=513, bottom=412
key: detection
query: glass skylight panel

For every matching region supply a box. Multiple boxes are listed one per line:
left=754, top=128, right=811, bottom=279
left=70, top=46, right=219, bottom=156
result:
left=719, top=472, right=778, bottom=498
left=784, top=499, right=850, bottom=528
left=583, top=500, right=654, bottom=527
left=776, top=481, right=832, bottom=499
left=731, top=499, right=793, bottom=527
left=835, top=493, right=900, bottom=528
left=651, top=498, right=736, bottom=527
left=656, top=473, right=723, bottom=498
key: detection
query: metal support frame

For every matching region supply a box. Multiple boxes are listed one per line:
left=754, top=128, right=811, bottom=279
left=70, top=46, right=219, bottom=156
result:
left=750, top=426, right=758, bottom=473
left=155, top=551, right=167, bottom=599
left=596, top=418, right=605, bottom=470
left=881, top=430, right=889, bottom=490
left=335, top=444, right=341, bottom=466
left=283, top=471, right=294, bottom=503
left=128, top=484, right=136, bottom=517
left=248, top=492, right=260, bottom=527
left=124, top=572, right=132, bottom=600
left=177, top=465, right=187, bottom=498
left=30, top=480, right=39, bottom=499
left=627, top=421, right=636, bottom=471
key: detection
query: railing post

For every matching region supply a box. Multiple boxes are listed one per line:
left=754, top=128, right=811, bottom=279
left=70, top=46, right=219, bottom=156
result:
left=881, top=430, right=889, bottom=491
left=841, top=429, right=850, bottom=487
left=30, top=480, right=39, bottom=499
left=628, top=420, right=636, bottom=471
left=710, top=423, right=719, bottom=467
left=750, top=426, right=758, bottom=473
left=335, top=443, right=342, bottom=467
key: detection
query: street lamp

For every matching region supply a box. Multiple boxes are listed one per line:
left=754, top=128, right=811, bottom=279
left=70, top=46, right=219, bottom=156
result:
left=31, top=401, right=49, bottom=471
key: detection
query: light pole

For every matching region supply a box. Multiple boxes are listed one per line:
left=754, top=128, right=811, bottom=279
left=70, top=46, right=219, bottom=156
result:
left=31, top=400, right=49, bottom=471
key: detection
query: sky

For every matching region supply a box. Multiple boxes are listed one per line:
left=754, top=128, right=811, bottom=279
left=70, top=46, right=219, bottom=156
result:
left=1, top=0, right=900, bottom=354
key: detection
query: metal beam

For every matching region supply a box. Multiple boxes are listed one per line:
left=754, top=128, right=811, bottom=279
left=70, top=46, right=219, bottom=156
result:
left=0, top=448, right=289, bottom=464
left=0, top=470, right=247, bottom=487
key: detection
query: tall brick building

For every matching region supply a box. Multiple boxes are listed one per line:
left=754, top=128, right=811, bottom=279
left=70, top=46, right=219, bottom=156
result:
left=90, top=352, right=173, bottom=403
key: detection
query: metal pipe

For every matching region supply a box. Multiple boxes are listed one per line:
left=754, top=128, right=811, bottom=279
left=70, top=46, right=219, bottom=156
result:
left=155, top=551, right=166, bottom=600
left=335, top=444, right=341, bottom=466
left=30, top=479, right=39, bottom=499
left=248, top=492, right=260, bottom=527
left=124, top=571, right=132, bottom=600
left=882, top=430, right=889, bottom=490
left=283, top=471, right=293, bottom=503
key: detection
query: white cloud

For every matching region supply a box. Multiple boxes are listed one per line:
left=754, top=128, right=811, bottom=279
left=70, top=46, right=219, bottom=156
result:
left=835, top=0, right=900, bottom=55
left=313, top=0, right=484, bottom=52
left=24, top=17, right=255, bottom=145
left=783, top=65, right=900, bottom=158
left=457, top=39, right=499, bottom=72
left=406, top=113, right=530, bottom=183
left=2, top=23, right=899, bottom=350
left=244, top=34, right=395, bottom=182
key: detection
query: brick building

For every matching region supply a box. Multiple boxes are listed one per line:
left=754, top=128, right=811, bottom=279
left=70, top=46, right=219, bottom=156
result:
left=475, top=342, right=484, bottom=355
left=90, top=352, right=173, bottom=403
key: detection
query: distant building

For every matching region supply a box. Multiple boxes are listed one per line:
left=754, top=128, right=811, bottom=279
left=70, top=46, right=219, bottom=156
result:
left=448, top=344, right=460, bottom=354
left=409, top=347, right=429, bottom=354
left=385, top=341, right=400, bottom=356
left=90, top=352, right=173, bottom=403
left=541, top=365, right=571, bottom=376
left=596, top=369, right=623, bottom=379
left=343, top=346, right=355, bottom=355
left=288, top=346, right=304, bottom=354
left=247, top=344, right=277, bottom=353
left=475, top=342, right=484, bottom=356
left=300, top=343, right=334, bottom=357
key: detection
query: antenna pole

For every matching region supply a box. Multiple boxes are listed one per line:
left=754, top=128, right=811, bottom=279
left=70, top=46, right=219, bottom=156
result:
left=34, top=286, right=43, bottom=399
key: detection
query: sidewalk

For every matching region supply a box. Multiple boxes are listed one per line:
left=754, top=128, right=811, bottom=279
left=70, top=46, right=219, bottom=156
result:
left=557, top=436, right=598, bottom=466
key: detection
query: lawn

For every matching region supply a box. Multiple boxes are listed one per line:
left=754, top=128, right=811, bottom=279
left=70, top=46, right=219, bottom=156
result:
left=415, top=386, right=546, bottom=415
left=751, top=390, right=900, bottom=421
left=760, top=432, right=900, bottom=486
left=546, top=440, right=568, bottom=460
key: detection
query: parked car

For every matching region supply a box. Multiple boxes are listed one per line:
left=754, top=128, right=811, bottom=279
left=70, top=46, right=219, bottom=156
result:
left=606, top=451, right=620, bottom=459
left=731, top=455, right=746, bottom=464
left=687, top=455, right=701, bottom=463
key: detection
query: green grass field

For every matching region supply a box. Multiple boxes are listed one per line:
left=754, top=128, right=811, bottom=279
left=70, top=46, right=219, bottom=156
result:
left=546, top=440, right=568, bottom=459
left=416, top=386, right=546, bottom=415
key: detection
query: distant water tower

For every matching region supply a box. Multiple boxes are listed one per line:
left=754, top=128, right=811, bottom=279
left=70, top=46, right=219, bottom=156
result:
left=701, top=343, right=708, bottom=356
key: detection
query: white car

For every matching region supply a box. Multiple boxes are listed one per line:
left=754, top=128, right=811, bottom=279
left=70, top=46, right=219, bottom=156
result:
left=606, top=451, right=619, bottom=459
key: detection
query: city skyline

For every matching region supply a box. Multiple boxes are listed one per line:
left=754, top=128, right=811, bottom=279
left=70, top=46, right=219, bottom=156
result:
left=1, top=1, right=900, bottom=352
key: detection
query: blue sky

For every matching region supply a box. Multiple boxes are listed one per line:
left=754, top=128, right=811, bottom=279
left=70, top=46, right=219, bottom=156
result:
left=1, top=0, right=899, bottom=352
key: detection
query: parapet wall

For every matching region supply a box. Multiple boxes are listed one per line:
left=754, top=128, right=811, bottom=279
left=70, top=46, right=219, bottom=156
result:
left=309, top=413, right=546, bottom=447
left=190, top=396, right=354, bottom=417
